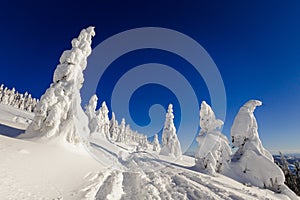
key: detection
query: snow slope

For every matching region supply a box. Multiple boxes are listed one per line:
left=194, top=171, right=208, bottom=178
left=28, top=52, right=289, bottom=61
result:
left=1, top=98, right=299, bottom=199
left=0, top=103, right=33, bottom=130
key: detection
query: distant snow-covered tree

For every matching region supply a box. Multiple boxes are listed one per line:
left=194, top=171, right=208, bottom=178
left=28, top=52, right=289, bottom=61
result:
left=195, top=101, right=231, bottom=174
left=160, top=104, right=182, bottom=158
left=109, top=112, right=119, bottom=141
left=116, top=118, right=126, bottom=143
left=152, top=134, right=161, bottom=152
left=98, top=101, right=110, bottom=139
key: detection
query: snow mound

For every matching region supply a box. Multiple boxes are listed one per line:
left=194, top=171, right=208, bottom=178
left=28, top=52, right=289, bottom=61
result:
left=20, top=27, right=95, bottom=145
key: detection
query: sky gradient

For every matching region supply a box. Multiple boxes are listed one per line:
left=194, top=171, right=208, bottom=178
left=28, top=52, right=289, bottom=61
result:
left=0, top=1, right=299, bottom=153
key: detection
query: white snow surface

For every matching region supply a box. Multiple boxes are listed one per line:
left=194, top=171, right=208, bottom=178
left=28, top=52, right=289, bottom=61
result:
left=0, top=27, right=298, bottom=199
left=0, top=102, right=299, bottom=200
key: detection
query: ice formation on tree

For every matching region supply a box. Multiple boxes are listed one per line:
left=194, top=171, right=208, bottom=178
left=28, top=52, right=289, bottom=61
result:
left=152, top=134, right=161, bottom=152
left=22, top=27, right=95, bottom=145
left=230, top=100, right=285, bottom=192
left=160, top=104, right=182, bottom=158
left=195, top=101, right=231, bottom=174
left=0, top=84, right=38, bottom=112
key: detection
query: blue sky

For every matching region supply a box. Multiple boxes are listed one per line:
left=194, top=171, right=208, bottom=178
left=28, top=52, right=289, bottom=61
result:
left=0, top=1, right=299, bottom=153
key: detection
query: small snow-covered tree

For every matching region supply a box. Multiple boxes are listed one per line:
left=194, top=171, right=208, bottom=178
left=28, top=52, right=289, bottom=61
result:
left=22, top=27, right=95, bottom=145
left=98, top=101, right=110, bottom=139
left=160, top=104, right=182, bottom=158
left=85, top=95, right=98, bottom=120
left=109, top=112, right=119, bottom=141
left=230, top=100, right=285, bottom=192
left=116, top=118, right=126, bottom=142
left=85, top=94, right=102, bottom=134
left=152, top=134, right=161, bottom=152
left=195, top=101, right=231, bottom=174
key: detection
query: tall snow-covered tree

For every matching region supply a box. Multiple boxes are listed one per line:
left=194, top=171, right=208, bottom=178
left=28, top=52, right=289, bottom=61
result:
left=195, top=101, right=231, bottom=174
left=230, top=100, right=285, bottom=192
left=22, top=27, right=95, bottom=145
left=160, top=104, right=182, bottom=158
left=152, top=134, right=161, bottom=152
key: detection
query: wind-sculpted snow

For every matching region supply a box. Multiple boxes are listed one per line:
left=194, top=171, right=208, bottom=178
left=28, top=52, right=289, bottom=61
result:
left=228, top=100, right=285, bottom=193
left=0, top=84, right=38, bottom=112
left=21, top=27, right=95, bottom=144
left=195, top=101, right=231, bottom=174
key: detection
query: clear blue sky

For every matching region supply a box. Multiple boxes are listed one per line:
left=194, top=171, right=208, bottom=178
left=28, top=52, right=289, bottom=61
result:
left=0, top=1, right=299, bottom=153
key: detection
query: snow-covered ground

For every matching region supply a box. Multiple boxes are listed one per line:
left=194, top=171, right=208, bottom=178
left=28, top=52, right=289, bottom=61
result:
left=0, top=27, right=299, bottom=200
left=0, top=104, right=299, bottom=200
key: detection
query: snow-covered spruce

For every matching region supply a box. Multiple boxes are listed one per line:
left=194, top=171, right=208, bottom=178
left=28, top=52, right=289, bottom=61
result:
left=160, top=104, right=182, bottom=158
left=0, top=84, right=38, bottom=112
left=22, top=27, right=95, bottom=145
left=109, top=112, right=119, bottom=141
left=152, top=134, right=161, bottom=152
left=229, top=100, right=285, bottom=192
left=195, top=101, right=231, bottom=174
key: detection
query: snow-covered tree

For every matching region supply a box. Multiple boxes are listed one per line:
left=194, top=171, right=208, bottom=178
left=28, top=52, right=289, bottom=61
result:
left=109, top=112, right=119, bottom=141
left=22, top=27, right=95, bottom=145
left=152, top=134, right=161, bottom=152
left=85, top=94, right=103, bottom=135
left=160, top=104, right=182, bottom=158
left=116, top=118, right=126, bottom=142
left=98, top=101, right=110, bottom=138
left=195, top=101, right=231, bottom=174
left=230, top=100, right=285, bottom=192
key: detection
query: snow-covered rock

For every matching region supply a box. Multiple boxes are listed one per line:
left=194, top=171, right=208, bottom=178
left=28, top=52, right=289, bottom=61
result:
left=195, top=101, right=231, bottom=174
left=21, top=27, right=95, bottom=145
left=229, top=100, right=285, bottom=192
left=160, top=104, right=182, bottom=158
